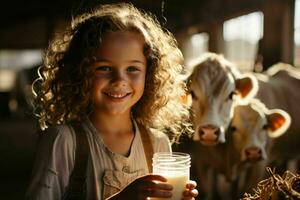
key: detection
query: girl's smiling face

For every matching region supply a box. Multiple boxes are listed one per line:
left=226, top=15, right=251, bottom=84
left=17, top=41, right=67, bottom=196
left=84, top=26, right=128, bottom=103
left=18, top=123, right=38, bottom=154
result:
left=90, top=31, right=147, bottom=116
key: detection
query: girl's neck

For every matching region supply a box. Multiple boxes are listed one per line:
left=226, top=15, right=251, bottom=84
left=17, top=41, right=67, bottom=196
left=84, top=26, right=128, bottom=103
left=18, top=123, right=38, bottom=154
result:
left=88, top=111, right=134, bottom=136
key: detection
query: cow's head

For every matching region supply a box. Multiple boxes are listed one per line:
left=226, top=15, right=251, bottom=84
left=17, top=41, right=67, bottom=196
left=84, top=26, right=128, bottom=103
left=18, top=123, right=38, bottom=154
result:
left=188, top=53, right=257, bottom=146
left=229, top=99, right=291, bottom=162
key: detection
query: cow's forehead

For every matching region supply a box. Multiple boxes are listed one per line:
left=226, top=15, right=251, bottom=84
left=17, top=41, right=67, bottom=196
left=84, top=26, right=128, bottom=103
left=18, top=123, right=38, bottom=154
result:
left=189, top=62, right=235, bottom=98
left=234, top=105, right=267, bottom=126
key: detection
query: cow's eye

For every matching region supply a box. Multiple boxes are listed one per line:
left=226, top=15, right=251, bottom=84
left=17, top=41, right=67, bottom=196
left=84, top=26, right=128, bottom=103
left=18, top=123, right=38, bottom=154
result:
left=262, top=124, right=268, bottom=130
left=228, top=91, right=237, bottom=100
left=190, top=90, right=198, bottom=100
left=229, top=126, right=237, bottom=132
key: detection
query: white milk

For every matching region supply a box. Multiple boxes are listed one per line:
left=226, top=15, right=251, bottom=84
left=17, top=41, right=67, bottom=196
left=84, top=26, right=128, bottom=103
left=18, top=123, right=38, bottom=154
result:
left=167, top=173, right=189, bottom=200
left=150, top=152, right=191, bottom=200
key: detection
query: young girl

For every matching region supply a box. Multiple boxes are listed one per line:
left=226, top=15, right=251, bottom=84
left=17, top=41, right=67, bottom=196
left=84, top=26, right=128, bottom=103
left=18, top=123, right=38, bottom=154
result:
left=27, top=3, right=198, bottom=200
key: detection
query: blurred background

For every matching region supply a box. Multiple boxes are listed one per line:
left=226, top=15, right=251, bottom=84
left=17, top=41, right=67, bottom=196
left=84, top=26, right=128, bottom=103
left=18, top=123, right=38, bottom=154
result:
left=0, top=0, right=299, bottom=199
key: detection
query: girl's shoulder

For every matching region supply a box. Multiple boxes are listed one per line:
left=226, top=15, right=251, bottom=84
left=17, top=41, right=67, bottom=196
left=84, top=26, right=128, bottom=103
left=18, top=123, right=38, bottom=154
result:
left=28, top=124, right=77, bottom=197
left=38, top=124, right=76, bottom=152
left=40, top=124, right=74, bottom=139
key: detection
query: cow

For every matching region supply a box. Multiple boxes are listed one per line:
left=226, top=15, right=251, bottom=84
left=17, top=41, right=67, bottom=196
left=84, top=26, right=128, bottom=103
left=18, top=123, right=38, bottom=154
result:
left=189, top=99, right=291, bottom=200
left=231, top=100, right=290, bottom=163
left=187, top=53, right=258, bottom=146
left=254, top=63, right=300, bottom=171
left=228, top=99, right=291, bottom=195
left=187, top=53, right=300, bottom=159
left=184, top=53, right=300, bottom=198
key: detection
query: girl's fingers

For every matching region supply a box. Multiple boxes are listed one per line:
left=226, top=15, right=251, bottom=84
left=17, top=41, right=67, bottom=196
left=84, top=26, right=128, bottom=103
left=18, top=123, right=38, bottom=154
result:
left=137, top=175, right=173, bottom=199
left=182, top=188, right=199, bottom=198
left=142, top=181, right=173, bottom=191
left=143, top=174, right=168, bottom=182
left=186, top=180, right=197, bottom=189
left=183, top=180, right=198, bottom=199
left=139, top=174, right=173, bottom=190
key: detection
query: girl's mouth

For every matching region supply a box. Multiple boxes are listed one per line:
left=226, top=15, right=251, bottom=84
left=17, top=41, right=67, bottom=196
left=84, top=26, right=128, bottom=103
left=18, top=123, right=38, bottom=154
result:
left=104, top=92, right=131, bottom=99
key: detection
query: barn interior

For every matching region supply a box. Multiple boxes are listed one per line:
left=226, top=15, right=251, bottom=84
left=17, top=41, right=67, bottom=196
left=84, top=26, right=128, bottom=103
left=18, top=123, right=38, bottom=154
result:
left=0, top=0, right=299, bottom=199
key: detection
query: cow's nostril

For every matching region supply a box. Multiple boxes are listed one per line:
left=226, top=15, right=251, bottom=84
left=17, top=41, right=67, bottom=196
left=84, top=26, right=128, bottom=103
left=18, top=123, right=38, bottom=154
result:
left=245, top=147, right=262, bottom=160
left=214, top=128, right=220, bottom=136
left=258, top=149, right=262, bottom=156
left=199, top=129, right=205, bottom=136
left=245, top=149, right=251, bottom=157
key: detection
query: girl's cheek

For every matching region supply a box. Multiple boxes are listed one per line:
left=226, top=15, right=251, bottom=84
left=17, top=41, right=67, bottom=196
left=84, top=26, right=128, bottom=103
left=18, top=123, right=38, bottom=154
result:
left=94, top=73, right=111, bottom=80
left=131, top=73, right=146, bottom=82
left=94, top=72, right=105, bottom=77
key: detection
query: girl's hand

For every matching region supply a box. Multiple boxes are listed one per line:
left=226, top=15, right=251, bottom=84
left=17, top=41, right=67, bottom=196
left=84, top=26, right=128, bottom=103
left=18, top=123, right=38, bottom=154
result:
left=182, top=180, right=198, bottom=200
left=107, top=174, right=173, bottom=200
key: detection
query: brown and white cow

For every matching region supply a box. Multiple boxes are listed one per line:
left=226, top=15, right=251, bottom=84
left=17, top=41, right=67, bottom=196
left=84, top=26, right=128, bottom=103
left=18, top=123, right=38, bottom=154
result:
left=187, top=53, right=257, bottom=146
left=254, top=63, right=300, bottom=165
left=229, top=100, right=291, bottom=193
left=230, top=99, right=291, bottom=163
left=190, top=99, right=290, bottom=199
left=188, top=54, right=300, bottom=154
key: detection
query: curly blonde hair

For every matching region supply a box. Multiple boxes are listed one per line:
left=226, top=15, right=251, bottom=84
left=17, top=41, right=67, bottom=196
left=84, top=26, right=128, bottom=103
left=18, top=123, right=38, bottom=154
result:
left=33, top=3, right=191, bottom=141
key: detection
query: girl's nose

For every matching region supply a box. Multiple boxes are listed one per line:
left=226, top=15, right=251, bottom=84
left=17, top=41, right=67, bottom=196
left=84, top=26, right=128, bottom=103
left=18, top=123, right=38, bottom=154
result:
left=111, top=71, right=127, bottom=86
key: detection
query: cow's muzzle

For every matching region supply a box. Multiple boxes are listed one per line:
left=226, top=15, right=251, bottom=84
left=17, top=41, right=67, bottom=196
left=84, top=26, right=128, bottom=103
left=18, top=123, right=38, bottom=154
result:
left=198, top=124, right=220, bottom=146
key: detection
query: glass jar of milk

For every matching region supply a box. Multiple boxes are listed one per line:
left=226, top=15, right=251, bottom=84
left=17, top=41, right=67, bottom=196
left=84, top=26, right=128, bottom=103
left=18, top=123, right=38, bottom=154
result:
left=150, top=152, right=191, bottom=200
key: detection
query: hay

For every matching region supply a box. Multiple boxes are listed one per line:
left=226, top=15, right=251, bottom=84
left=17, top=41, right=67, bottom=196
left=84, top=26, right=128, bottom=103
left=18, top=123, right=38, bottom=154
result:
left=242, top=167, right=300, bottom=200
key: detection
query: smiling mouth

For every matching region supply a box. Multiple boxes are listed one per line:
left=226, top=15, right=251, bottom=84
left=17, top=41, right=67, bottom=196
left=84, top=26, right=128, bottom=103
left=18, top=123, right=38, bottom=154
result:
left=104, top=92, right=131, bottom=99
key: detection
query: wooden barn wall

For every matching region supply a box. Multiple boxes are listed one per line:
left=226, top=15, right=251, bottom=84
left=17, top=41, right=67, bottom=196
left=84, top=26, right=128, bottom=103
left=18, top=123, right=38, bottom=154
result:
left=0, top=0, right=296, bottom=68
left=175, top=0, right=296, bottom=69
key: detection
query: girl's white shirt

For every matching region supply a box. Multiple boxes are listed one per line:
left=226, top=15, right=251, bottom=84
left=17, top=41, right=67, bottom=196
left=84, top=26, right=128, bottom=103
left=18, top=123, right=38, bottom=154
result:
left=26, top=118, right=171, bottom=200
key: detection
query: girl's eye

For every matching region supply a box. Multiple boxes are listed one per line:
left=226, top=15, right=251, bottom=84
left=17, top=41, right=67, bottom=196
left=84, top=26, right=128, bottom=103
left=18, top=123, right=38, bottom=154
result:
left=96, top=66, right=112, bottom=72
left=127, top=66, right=140, bottom=72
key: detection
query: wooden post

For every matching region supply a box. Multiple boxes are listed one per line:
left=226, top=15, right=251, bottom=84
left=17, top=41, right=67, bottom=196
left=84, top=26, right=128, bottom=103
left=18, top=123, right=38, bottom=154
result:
left=261, top=0, right=295, bottom=69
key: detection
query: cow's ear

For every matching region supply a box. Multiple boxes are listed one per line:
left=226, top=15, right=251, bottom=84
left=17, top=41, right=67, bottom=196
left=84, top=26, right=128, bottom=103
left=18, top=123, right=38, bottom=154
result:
left=266, top=109, right=291, bottom=138
left=236, top=74, right=258, bottom=102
